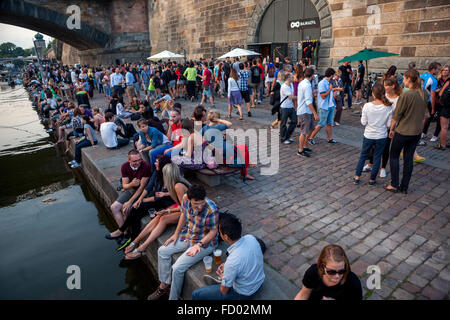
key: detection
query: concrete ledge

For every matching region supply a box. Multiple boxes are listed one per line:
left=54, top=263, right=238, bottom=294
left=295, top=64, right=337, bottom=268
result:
left=65, top=127, right=298, bottom=300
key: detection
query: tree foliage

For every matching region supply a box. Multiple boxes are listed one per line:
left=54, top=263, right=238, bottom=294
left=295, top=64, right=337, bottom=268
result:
left=0, top=42, right=34, bottom=58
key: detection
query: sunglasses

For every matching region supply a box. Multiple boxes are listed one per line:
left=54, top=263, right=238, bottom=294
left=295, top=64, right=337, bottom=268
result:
left=324, top=266, right=346, bottom=276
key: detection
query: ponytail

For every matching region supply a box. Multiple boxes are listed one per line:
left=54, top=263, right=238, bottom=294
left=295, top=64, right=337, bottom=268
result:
left=372, top=83, right=392, bottom=106
left=404, top=69, right=424, bottom=100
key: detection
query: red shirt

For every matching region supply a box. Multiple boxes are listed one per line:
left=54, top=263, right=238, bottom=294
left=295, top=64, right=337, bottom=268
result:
left=203, top=68, right=212, bottom=86
left=258, top=64, right=264, bottom=81
left=171, top=122, right=183, bottom=146
left=121, top=161, right=151, bottom=189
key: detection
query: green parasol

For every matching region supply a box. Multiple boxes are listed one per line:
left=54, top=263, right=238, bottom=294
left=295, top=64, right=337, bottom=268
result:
left=338, top=48, right=399, bottom=101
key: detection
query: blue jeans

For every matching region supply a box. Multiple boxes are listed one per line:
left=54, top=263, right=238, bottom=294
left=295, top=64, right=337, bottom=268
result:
left=75, top=139, right=97, bottom=163
left=192, top=284, right=256, bottom=300
left=344, top=82, right=352, bottom=108
left=141, top=143, right=172, bottom=164
left=104, top=85, right=111, bottom=97
left=355, top=137, right=386, bottom=181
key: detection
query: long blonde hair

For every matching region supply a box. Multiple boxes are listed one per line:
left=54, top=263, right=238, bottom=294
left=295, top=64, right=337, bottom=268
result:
left=162, top=163, right=191, bottom=204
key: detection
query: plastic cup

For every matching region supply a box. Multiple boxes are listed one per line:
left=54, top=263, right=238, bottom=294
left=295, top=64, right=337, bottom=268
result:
left=213, top=249, right=222, bottom=265
left=203, top=256, right=213, bottom=273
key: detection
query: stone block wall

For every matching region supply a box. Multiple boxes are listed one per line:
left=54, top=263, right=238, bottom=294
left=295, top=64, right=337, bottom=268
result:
left=148, top=0, right=450, bottom=74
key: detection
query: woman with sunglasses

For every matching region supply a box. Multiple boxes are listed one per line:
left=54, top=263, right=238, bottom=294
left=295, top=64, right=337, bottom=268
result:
left=295, top=244, right=362, bottom=300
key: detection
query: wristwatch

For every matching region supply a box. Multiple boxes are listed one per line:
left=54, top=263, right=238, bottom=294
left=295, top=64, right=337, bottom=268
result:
left=198, top=241, right=205, bottom=248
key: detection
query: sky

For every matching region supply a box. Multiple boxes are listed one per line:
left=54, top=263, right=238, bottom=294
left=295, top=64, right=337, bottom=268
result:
left=0, top=24, right=52, bottom=49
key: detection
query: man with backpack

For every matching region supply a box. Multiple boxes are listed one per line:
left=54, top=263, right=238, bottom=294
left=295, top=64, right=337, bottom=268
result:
left=250, top=59, right=263, bottom=107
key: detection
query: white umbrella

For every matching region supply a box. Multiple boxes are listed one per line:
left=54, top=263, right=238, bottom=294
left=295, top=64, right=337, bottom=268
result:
left=218, top=48, right=261, bottom=59
left=147, top=50, right=184, bottom=60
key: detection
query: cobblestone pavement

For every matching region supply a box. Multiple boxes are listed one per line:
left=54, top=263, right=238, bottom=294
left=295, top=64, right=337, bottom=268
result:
left=93, top=92, right=449, bottom=300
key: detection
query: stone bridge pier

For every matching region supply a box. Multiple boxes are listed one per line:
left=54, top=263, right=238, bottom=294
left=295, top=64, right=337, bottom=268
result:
left=0, top=0, right=151, bottom=65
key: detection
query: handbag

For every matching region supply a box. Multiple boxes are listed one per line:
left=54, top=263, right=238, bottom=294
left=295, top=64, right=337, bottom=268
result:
left=271, top=95, right=289, bottom=115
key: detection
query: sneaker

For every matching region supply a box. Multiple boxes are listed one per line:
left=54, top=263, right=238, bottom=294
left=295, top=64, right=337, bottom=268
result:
left=68, top=160, right=76, bottom=165
left=257, top=100, right=261, bottom=104
left=283, top=140, right=293, bottom=145
left=433, top=143, right=446, bottom=150
left=116, top=236, right=131, bottom=251
left=308, top=138, right=317, bottom=145
left=303, top=147, right=312, bottom=152
left=297, top=150, right=311, bottom=157
left=147, top=286, right=170, bottom=300
left=417, top=140, right=426, bottom=146
left=342, top=106, right=348, bottom=110
left=328, top=139, right=337, bottom=144
left=70, top=162, right=81, bottom=169
left=248, top=111, right=252, bottom=117
left=362, top=164, right=372, bottom=172
left=289, top=138, right=295, bottom=142
left=379, top=168, right=387, bottom=178
left=421, top=133, right=426, bottom=139
left=368, top=180, right=377, bottom=186
left=430, top=136, right=438, bottom=142
left=334, top=122, right=340, bottom=126
left=46, top=129, right=54, bottom=133
left=353, top=178, right=360, bottom=185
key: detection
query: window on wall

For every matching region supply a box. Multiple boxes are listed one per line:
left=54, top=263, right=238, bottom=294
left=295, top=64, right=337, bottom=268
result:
left=257, top=0, right=321, bottom=44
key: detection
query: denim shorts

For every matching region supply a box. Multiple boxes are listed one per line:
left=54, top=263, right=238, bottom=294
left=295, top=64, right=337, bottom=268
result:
left=318, top=107, right=335, bottom=127
left=202, top=86, right=213, bottom=98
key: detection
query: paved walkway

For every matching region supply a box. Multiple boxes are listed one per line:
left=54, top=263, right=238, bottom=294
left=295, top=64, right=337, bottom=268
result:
left=90, top=91, right=449, bottom=300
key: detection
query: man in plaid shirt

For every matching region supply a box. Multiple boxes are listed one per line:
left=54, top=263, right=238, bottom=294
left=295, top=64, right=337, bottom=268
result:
left=238, top=63, right=252, bottom=117
left=148, top=184, right=219, bottom=300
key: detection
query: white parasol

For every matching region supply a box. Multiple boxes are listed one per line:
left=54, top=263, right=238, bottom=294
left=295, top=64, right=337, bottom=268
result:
left=218, top=48, right=261, bottom=59
left=147, top=50, right=185, bottom=60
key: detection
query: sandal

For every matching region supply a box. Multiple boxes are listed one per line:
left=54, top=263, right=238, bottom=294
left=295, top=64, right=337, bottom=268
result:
left=228, top=114, right=232, bottom=119
left=124, top=241, right=136, bottom=254
left=125, top=248, right=146, bottom=260
left=384, top=185, right=398, bottom=193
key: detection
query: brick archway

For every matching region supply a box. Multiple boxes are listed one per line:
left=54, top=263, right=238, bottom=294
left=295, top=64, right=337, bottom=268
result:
left=246, top=0, right=333, bottom=69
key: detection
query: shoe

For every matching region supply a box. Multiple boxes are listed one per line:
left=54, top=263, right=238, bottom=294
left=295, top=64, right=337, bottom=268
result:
left=379, top=168, right=387, bottom=178
left=105, top=232, right=123, bottom=240
left=430, top=136, right=438, bottom=142
left=334, top=122, right=340, bottom=126
left=328, top=139, right=337, bottom=144
left=303, top=147, right=312, bottom=152
left=289, top=138, right=295, bottom=142
left=414, top=156, right=426, bottom=163
left=297, top=150, right=311, bottom=157
left=68, top=160, right=76, bottom=165
left=399, top=187, right=408, bottom=194
left=417, top=140, right=426, bottom=146
left=342, top=106, right=348, bottom=110
left=258, top=100, right=261, bottom=104
left=46, top=129, right=54, bottom=133
left=362, top=164, right=372, bottom=172
left=368, top=180, right=376, bottom=186
left=421, top=133, right=426, bottom=139
left=384, top=185, right=398, bottom=193
left=248, top=111, right=252, bottom=117
left=125, top=248, right=146, bottom=260
left=117, top=236, right=131, bottom=251
left=434, top=143, right=446, bottom=150
left=283, top=140, right=293, bottom=145
left=148, top=286, right=170, bottom=300
left=70, top=162, right=81, bottom=169
left=308, top=138, right=317, bottom=145
left=353, top=178, right=360, bottom=185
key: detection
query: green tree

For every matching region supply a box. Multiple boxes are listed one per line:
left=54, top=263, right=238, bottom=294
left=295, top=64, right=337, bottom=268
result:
left=0, top=42, right=17, bottom=57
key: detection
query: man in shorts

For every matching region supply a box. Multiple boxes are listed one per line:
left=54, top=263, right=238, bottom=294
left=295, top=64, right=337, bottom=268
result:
left=238, top=63, right=252, bottom=117
left=200, top=63, right=215, bottom=107
left=308, top=68, right=338, bottom=144
left=109, top=150, right=151, bottom=231
left=250, top=59, right=263, bottom=106
left=297, top=68, right=319, bottom=157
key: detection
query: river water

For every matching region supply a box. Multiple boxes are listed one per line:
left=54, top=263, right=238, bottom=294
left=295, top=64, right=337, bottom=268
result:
left=0, top=85, right=156, bottom=299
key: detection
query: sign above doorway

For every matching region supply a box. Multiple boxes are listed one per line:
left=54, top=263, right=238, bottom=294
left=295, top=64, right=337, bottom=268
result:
left=288, top=17, right=320, bottom=30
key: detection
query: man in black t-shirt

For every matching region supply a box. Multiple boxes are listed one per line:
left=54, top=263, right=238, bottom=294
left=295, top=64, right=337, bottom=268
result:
left=338, top=60, right=353, bottom=109
left=354, top=60, right=365, bottom=104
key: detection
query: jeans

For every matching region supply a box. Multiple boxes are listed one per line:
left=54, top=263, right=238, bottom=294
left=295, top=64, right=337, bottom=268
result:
left=389, top=132, right=420, bottom=191
left=343, top=82, right=352, bottom=108
left=369, top=133, right=392, bottom=169
left=141, top=143, right=172, bottom=164
left=355, top=137, right=386, bottom=181
left=104, top=85, right=111, bottom=97
left=423, top=102, right=441, bottom=136
left=158, top=238, right=215, bottom=300
left=110, top=138, right=130, bottom=149
left=280, top=107, right=297, bottom=142
left=74, top=139, right=97, bottom=163
left=117, top=112, right=133, bottom=119
left=192, top=284, right=257, bottom=300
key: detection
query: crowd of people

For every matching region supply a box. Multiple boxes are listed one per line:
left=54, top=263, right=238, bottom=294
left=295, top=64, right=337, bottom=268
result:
left=20, top=54, right=448, bottom=301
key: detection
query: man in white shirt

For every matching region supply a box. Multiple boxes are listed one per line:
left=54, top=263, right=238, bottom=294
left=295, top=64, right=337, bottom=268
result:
left=297, top=68, right=319, bottom=157
left=100, top=112, right=130, bottom=149
left=110, top=68, right=125, bottom=98
left=280, top=73, right=297, bottom=144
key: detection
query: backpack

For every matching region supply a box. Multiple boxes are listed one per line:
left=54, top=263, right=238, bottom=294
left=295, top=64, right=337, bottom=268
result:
left=124, top=123, right=137, bottom=139
left=268, top=67, right=275, bottom=78
left=251, top=66, right=261, bottom=84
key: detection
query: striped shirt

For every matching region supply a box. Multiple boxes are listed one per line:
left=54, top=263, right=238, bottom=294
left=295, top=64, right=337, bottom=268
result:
left=179, top=194, right=219, bottom=248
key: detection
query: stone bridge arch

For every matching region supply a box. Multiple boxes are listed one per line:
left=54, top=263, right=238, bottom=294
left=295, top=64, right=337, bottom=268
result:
left=246, top=0, right=333, bottom=69
left=0, top=0, right=110, bottom=50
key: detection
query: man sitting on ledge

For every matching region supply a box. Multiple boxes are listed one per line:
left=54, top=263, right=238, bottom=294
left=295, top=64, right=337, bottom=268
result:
left=192, top=212, right=265, bottom=300
left=148, top=184, right=219, bottom=300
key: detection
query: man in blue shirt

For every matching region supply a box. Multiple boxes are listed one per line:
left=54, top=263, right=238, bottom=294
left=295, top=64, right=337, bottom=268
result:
left=238, top=63, right=252, bottom=117
left=309, top=68, right=338, bottom=144
left=125, top=67, right=136, bottom=103
left=192, top=212, right=265, bottom=300
left=421, top=62, right=441, bottom=139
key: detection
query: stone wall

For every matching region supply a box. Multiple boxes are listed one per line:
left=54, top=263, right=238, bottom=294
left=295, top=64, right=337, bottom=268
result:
left=148, top=0, right=450, bottom=73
